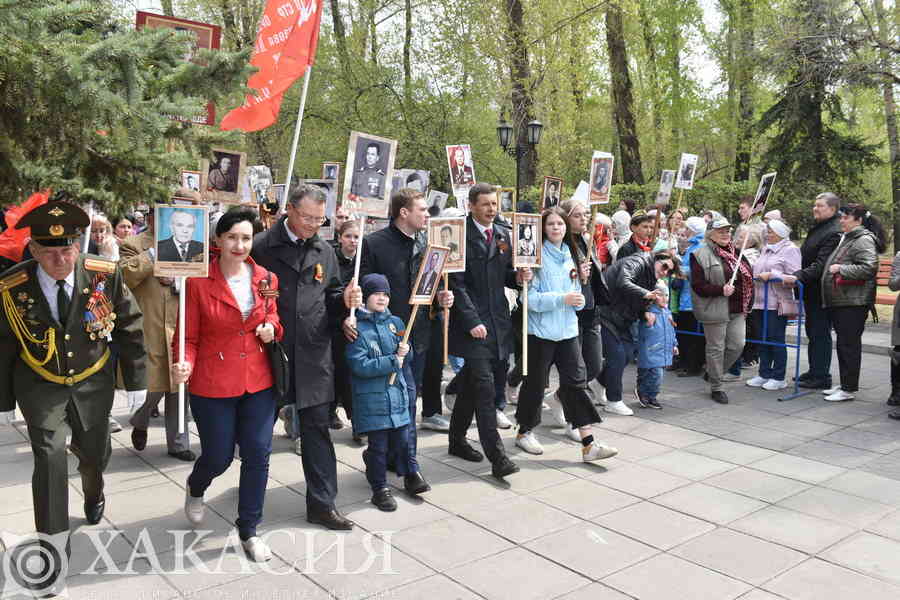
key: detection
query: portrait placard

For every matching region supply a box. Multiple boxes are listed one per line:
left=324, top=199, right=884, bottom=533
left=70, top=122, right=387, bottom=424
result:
left=426, top=190, right=450, bottom=213
left=410, top=245, right=450, bottom=305
left=542, top=176, right=563, bottom=209
left=136, top=12, right=220, bottom=125
left=364, top=217, right=390, bottom=235
left=247, top=165, right=273, bottom=206
left=428, top=217, right=466, bottom=273
left=391, top=169, right=430, bottom=196
left=181, top=170, right=202, bottom=193
left=446, top=144, right=476, bottom=200
left=200, top=148, right=248, bottom=205
left=303, top=179, right=338, bottom=240
left=342, top=131, right=398, bottom=218
left=751, top=172, right=777, bottom=216
left=656, top=170, right=676, bottom=205
left=674, top=153, right=699, bottom=190
left=513, top=212, right=542, bottom=268
left=322, top=162, right=341, bottom=181
left=499, top=187, right=516, bottom=213
left=269, top=183, right=286, bottom=212
left=589, top=151, right=614, bottom=205
left=153, top=204, right=209, bottom=278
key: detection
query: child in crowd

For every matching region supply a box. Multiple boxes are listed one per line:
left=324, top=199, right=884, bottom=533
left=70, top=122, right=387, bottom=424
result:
left=346, top=274, right=410, bottom=512
left=636, top=282, right=678, bottom=409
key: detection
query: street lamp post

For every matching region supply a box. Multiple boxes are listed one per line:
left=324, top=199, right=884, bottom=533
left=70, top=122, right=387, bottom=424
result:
left=497, top=119, right=543, bottom=210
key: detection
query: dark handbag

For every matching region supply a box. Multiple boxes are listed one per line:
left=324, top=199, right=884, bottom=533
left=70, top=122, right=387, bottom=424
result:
left=261, top=272, right=290, bottom=400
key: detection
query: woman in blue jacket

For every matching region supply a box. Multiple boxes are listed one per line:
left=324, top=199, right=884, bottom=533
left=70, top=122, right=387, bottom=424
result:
left=513, top=207, right=618, bottom=462
left=673, top=216, right=707, bottom=377
left=346, top=274, right=411, bottom=512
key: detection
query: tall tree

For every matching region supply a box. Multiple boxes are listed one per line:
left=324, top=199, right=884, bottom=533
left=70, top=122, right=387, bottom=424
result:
left=606, top=2, right=644, bottom=183
left=639, top=0, right=663, bottom=174
left=873, top=0, right=900, bottom=243
left=505, top=0, right=538, bottom=193
left=403, top=0, right=413, bottom=105
left=733, top=0, right=754, bottom=181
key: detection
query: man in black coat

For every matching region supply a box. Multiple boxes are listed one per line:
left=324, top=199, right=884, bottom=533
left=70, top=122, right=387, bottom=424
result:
left=447, top=183, right=529, bottom=480
left=252, top=184, right=361, bottom=530
left=353, top=188, right=454, bottom=495
left=778, top=192, right=841, bottom=389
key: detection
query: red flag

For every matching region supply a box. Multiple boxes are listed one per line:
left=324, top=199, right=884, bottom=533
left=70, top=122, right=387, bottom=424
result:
left=0, top=190, right=50, bottom=262
left=221, top=0, right=323, bottom=132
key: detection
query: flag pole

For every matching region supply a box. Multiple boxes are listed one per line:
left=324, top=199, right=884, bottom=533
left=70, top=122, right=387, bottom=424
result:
left=283, top=66, right=313, bottom=191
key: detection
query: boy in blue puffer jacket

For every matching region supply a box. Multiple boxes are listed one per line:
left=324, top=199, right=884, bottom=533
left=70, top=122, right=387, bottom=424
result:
left=637, top=282, right=678, bottom=409
left=346, top=274, right=410, bottom=512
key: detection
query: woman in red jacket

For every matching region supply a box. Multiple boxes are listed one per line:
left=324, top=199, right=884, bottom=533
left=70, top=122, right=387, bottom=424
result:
left=171, top=209, right=283, bottom=562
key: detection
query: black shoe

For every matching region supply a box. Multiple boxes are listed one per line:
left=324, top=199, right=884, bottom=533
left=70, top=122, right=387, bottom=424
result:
left=491, top=456, right=519, bottom=479
left=386, top=461, right=397, bottom=474
left=646, top=398, right=662, bottom=410
left=404, top=472, right=431, bottom=496
left=131, top=428, right=147, bottom=451
left=888, top=396, right=900, bottom=407
left=889, top=411, right=900, bottom=421
left=711, top=391, right=729, bottom=404
left=328, top=412, right=344, bottom=430
left=85, top=495, right=105, bottom=525
left=168, top=450, right=196, bottom=462
left=307, top=508, right=354, bottom=530
left=448, top=441, right=484, bottom=462
left=677, top=370, right=702, bottom=378
left=150, top=407, right=160, bottom=418
left=703, top=372, right=709, bottom=382
left=795, top=371, right=812, bottom=382
left=371, top=488, right=397, bottom=512
left=798, top=377, right=831, bottom=389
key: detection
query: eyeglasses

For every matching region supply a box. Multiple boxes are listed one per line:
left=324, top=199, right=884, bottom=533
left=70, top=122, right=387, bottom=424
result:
left=292, top=211, right=326, bottom=225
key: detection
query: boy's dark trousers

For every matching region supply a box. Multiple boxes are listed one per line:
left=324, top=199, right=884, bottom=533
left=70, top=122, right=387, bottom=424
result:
left=364, top=425, right=410, bottom=492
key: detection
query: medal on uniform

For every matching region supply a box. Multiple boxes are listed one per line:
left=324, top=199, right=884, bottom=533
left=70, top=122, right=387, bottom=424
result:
left=83, top=273, right=115, bottom=340
left=314, top=263, right=324, bottom=283
left=388, top=322, right=397, bottom=334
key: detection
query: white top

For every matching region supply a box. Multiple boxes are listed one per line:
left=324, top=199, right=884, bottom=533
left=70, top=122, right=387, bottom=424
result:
left=36, top=265, right=74, bottom=323
left=226, top=263, right=254, bottom=320
left=473, top=219, right=492, bottom=239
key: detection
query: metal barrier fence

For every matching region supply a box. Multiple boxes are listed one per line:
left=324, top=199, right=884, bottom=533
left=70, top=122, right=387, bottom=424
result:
left=674, top=278, right=813, bottom=402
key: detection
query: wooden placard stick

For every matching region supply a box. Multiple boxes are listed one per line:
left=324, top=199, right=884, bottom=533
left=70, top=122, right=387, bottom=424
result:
left=389, top=304, right=420, bottom=385
left=522, top=279, right=529, bottom=376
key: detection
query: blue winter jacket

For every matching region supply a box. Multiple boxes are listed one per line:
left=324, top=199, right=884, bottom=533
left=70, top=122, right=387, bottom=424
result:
left=527, top=240, right=583, bottom=341
left=676, top=234, right=705, bottom=312
left=638, top=304, right=678, bottom=369
left=345, top=308, right=410, bottom=434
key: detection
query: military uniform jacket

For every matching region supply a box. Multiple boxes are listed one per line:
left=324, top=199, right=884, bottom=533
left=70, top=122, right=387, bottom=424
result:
left=0, top=255, right=146, bottom=432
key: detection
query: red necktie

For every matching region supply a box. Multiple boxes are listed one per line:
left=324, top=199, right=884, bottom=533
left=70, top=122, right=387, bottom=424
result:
left=485, top=228, right=493, bottom=245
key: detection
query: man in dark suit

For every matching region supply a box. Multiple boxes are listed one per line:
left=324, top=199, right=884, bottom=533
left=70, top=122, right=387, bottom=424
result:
left=0, top=200, right=146, bottom=594
left=449, top=147, right=474, bottom=186
left=447, top=182, right=529, bottom=480
left=252, top=184, right=361, bottom=530
left=157, top=210, right=203, bottom=262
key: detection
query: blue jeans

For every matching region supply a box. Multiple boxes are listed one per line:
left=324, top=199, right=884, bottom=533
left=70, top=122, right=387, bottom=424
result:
left=188, top=388, right=275, bottom=540
left=599, top=325, right=627, bottom=404
left=754, top=310, right=788, bottom=380
left=401, top=347, right=423, bottom=474
left=364, top=426, right=410, bottom=492
left=804, top=297, right=833, bottom=378
left=637, top=367, right=663, bottom=400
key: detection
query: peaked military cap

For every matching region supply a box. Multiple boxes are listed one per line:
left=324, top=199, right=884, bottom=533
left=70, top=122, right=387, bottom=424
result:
left=16, top=201, right=90, bottom=247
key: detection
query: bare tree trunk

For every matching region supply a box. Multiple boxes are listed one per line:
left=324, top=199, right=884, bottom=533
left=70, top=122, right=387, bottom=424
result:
left=330, top=0, right=351, bottom=76
left=606, top=2, right=644, bottom=184
left=874, top=0, right=900, bottom=244
left=569, top=24, right=584, bottom=112
left=733, top=0, right=754, bottom=181
left=368, top=2, right=378, bottom=65
left=403, top=0, right=412, bottom=105
left=160, top=0, right=174, bottom=16
left=639, top=0, right=662, bottom=175
left=505, top=0, right=537, bottom=192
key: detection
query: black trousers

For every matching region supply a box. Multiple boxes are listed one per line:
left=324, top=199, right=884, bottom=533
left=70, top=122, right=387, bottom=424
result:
left=742, top=313, right=759, bottom=364
left=449, top=358, right=506, bottom=463
left=828, top=305, right=868, bottom=392
left=516, top=335, right=601, bottom=432
left=675, top=311, right=706, bottom=373
left=27, top=402, right=110, bottom=535
left=892, top=346, right=900, bottom=394
left=507, top=303, right=525, bottom=387
left=421, top=316, right=446, bottom=418
left=296, top=402, right=339, bottom=513
left=580, top=322, right=603, bottom=383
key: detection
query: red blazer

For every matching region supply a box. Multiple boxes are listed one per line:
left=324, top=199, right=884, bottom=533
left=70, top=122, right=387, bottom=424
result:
left=173, top=256, right=284, bottom=398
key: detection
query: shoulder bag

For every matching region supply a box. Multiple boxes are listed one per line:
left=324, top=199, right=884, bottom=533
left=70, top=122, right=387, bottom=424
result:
left=261, top=271, right=290, bottom=400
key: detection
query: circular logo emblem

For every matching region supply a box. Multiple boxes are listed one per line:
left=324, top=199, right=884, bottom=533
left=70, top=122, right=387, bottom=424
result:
left=49, top=225, right=64, bottom=237
left=0, top=530, right=69, bottom=597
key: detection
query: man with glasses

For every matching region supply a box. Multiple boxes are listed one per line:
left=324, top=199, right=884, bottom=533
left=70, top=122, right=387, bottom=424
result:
left=252, top=184, right=362, bottom=531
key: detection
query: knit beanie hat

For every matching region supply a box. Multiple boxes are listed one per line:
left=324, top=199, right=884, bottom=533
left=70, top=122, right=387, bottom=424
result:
left=361, top=273, right=391, bottom=300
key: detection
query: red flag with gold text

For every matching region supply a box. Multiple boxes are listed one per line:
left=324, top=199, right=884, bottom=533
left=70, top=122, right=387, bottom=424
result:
left=220, top=0, right=323, bottom=132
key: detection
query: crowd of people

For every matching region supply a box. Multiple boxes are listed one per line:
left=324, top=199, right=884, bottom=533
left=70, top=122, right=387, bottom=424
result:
left=0, top=182, right=895, bottom=594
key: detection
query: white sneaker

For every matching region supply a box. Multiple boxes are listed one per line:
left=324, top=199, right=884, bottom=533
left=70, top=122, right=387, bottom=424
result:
left=823, top=385, right=842, bottom=395
left=496, top=410, right=513, bottom=429
left=564, top=424, right=581, bottom=442
left=293, top=437, right=302, bottom=456
left=589, top=382, right=608, bottom=406
left=604, top=400, right=634, bottom=416
left=515, top=431, right=543, bottom=455
left=583, top=441, right=618, bottom=462
left=545, top=390, right=567, bottom=426
left=506, top=385, right=519, bottom=406
left=746, top=376, right=768, bottom=387
left=825, top=390, right=855, bottom=402
left=184, top=487, right=205, bottom=526
left=762, top=379, right=788, bottom=391
left=443, top=393, right=456, bottom=412
left=241, top=536, right=272, bottom=562
left=421, top=414, right=450, bottom=432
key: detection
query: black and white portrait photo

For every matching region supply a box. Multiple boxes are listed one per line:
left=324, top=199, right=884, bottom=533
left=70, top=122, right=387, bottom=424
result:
left=392, top=169, right=430, bottom=195
left=589, top=152, right=614, bottom=205
left=428, top=216, right=466, bottom=272
left=322, top=162, right=341, bottom=181
left=200, top=147, right=247, bottom=204
left=518, top=224, right=536, bottom=257
left=410, top=245, right=450, bottom=304
left=751, top=172, right=777, bottom=215
left=181, top=170, right=201, bottom=192
left=542, top=176, right=563, bottom=209
left=512, top=213, right=542, bottom=268
left=248, top=165, right=273, bottom=205
left=153, top=204, right=209, bottom=278
left=426, top=190, right=449, bottom=213
left=675, top=153, right=699, bottom=190
left=656, top=169, right=676, bottom=205
left=499, top=188, right=516, bottom=212
left=342, top=131, right=398, bottom=219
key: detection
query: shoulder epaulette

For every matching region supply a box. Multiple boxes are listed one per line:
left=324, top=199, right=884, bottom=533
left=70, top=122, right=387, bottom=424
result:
left=0, top=270, right=28, bottom=292
left=84, top=257, right=116, bottom=274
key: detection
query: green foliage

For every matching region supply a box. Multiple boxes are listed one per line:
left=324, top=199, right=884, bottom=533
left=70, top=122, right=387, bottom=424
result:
left=0, top=0, right=252, bottom=213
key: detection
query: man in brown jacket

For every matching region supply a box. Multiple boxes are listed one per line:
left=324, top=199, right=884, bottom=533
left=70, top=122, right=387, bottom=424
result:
left=119, top=213, right=194, bottom=461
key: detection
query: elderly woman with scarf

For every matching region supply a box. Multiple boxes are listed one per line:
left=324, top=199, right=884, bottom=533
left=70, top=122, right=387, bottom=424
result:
left=690, top=217, right=754, bottom=404
left=745, top=220, right=801, bottom=391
